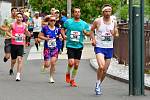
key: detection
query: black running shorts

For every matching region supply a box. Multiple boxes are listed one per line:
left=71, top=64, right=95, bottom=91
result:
left=67, top=47, right=83, bottom=60
left=11, top=45, right=24, bottom=60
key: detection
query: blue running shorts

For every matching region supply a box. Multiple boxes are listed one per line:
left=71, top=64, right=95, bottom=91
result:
left=94, top=47, right=113, bottom=59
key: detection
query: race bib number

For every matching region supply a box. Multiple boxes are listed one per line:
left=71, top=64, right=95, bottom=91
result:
left=70, top=31, right=80, bottom=42
left=47, top=38, right=56, bottom=48
left=101, top=32, right=112, bottom=41
left=15, top=33, right=24, bottom=42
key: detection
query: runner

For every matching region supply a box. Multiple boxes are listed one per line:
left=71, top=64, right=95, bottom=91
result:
left=60, top=10, right=67, bottom=53
left=33, top=11, right=42, bottom=51
left=50, top=8, right=56, bottom=16
left=0, top=8, right=17, bottom=65
left=38, top=15, right=62, bottom=83
left=54, top=9, right=63, bottom=54
left=90, top=4, right=119, bottom=95
left=61, top=7, right=90, bottom=87
left=26, top=13, right=33, bottom=46
left=7, top=12, right=30, bottom=81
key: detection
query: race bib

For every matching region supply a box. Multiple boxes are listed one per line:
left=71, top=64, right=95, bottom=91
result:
left=15, top=33, right=24, bottom=42
left=70, top=31, right=80, bottom=42
left=47, top=38, right=56, bottom=48
left=101, top=32, right=112, bottom=41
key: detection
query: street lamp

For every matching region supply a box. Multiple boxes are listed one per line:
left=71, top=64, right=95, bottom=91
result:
left=129, top=0, right=144, bottom=96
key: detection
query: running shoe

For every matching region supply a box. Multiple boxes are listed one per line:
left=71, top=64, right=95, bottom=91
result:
left=9, top=69, right=14, bottom=75
left=65, top=73, right=70, bottom=83
left=70, top=80, right=77, bottom=87
left=95, top=83, right=102, bottom=95
left=3, top=57, right=8, bottom=62
left=16, top=73, right=21, bottom=81
left=49, top=76, right=55, bottom=83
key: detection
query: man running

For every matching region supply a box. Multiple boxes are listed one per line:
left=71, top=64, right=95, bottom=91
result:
left=0, top=8, right=17, bottom=76
left=90, top=4, right=119, bottom=95
left=61, top=7, right=90, bottom=87
left=0, top=8, right=17, bottom=63
left=33, top=11, right=42, bottom=51
left=7, top=13, right=30, bottom=81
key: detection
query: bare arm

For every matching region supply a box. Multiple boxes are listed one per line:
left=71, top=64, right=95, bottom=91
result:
left=0, top=25, right=8, bottom=31
left=61, top=28, right=67, bottom=40
left=90, top=18, right=100, bottom=46
left=24, top=23, right=30, bottom=36
left=6, top=24, right=15, bottom=39
left=114, top=21, right=119, bottom=37
left=38, top=32, right=49, bottom=41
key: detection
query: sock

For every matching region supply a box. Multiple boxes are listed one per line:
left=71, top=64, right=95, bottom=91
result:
left=96, top=80, right=101, bottom=87
left=72, top=67, right=78, bottom=80
left=67, top=64, right=72, bottom=73
left=17, top=72, right=20, bottom=76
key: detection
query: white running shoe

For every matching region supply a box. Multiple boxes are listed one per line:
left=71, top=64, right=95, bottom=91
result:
left=16, top=73, right=21, bottom=81
left=95, top=83, right=102, bottom=95
left=49, top=76, right=55, bottom=83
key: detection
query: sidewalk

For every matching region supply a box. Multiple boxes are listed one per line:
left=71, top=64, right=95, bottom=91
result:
left=90, top=58, right=150, bottom=90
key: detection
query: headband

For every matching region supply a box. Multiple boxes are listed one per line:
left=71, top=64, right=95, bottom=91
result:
left=102, top=6, right=112, bottom=12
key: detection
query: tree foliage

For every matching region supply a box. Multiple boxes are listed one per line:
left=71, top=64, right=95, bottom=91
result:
left=145, top=0, right=150, bottom=21
left=29, top=0, right=150, bottom=22
left=29, top=0, right=121, bottom=22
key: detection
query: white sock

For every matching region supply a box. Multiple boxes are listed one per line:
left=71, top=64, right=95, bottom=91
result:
left=96, top=80, right=101, bottom=88
left=96, top=80, right=101, bottom=84
left=17, top=73, right=20, bottom=76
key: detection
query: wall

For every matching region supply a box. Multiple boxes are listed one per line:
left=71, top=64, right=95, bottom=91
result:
left=0, top=1, right=11, bottom=25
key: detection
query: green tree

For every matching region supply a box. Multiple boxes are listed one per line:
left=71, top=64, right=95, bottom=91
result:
left=145, top=0, right=150, bottom=22
left=117, top=4, right=128, bottom=21
left=29, top=0, right=121, bottom=22
left=116, top=0, right=150, bottom=22
left=29, top=0, right=67, bottom=14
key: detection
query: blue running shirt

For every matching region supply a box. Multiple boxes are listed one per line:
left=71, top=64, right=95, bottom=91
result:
left=41, top=25, right=61, bottom=48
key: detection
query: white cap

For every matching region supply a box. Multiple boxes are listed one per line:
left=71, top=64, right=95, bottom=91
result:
left=34, top=11, right=39, bottom=14
left=54, top=10, right=59, bottom=13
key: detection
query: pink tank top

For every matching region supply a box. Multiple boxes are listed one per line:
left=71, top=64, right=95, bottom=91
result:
left=11, top=22, right=25, bottom=45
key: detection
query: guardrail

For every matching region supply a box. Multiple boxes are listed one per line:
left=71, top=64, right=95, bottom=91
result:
left=113, top=27, right=150, bottom=70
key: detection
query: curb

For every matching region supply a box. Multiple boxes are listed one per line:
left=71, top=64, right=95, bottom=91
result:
left=89, top=59, right=150, bottom=90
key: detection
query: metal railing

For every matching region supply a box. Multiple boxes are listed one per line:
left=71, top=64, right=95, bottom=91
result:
left=113, top=26, right=150, bottom=70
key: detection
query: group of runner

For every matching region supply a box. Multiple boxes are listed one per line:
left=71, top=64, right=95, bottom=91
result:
left=0, top=4, right=119, bottom=95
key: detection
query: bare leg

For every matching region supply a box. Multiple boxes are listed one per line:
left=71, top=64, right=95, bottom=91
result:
left=49, top=57, right=57, bottom=83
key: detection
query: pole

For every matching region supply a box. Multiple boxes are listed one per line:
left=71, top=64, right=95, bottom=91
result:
left=129, top=0, right=145, bottom=95
left=67, top=0, right=71, bottom=18
left=140, top=0, right=145, bottom=95
left=129, top=0, right=133, bottom=95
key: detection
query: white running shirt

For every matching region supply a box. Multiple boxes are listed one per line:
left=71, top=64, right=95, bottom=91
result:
left=95, top=17, right=115, bottom=48
left=33, top=17, right=42, bottom=32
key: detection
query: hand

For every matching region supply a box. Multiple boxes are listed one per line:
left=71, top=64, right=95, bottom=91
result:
left=115, top=33, right=119, bottom=37
left=83, top=30, right=90, bottom=36
left=59, top=35, right=63, bottom=41
left=46, top=37, right=50, bottom=41
left=11, top=35, right=16, bottom=39
left=62, top=35, right=67, bottom=40
left=91, top=38, right=96, bottom=46
left=83, top=30, right=86, bottom=34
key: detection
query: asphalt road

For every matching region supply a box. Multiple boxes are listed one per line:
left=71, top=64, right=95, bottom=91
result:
left=0, top=37, right=150, bottom=100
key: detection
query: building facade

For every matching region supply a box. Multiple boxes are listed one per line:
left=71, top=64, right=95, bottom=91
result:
left=1, top=0, right=28, bottom=7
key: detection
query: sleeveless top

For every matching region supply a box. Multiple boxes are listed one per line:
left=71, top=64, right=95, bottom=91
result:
left=95, top=17, right=115, bottom=48
left=11, top=22, right=25, bottom=45
left=33, top=17, right=42, bottom=32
